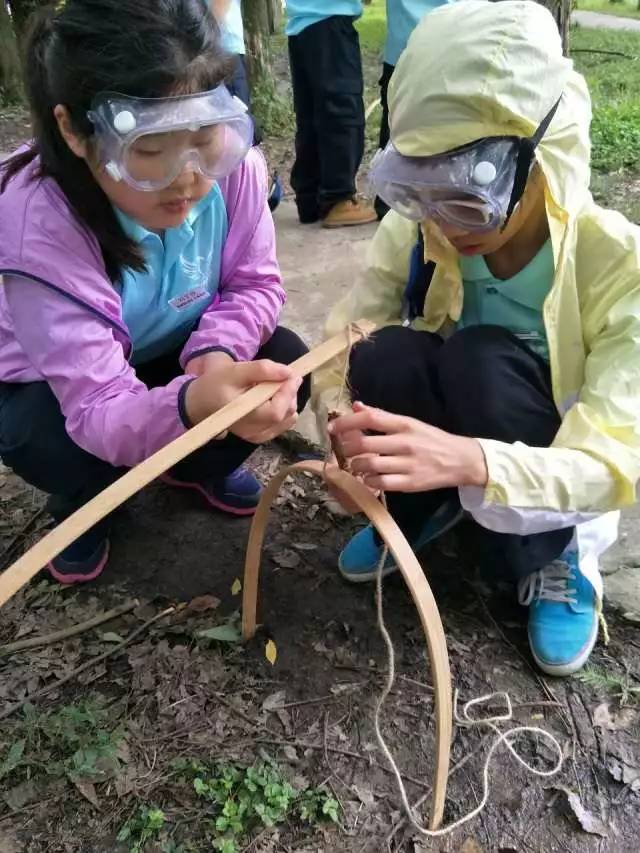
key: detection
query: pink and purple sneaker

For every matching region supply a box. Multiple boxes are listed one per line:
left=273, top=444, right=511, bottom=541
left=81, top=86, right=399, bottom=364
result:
left=162, top=465, right=263, bottom=517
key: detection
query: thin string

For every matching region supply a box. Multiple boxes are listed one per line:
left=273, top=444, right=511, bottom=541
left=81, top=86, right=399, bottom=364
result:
left=372, top=499, right=564, bottom=837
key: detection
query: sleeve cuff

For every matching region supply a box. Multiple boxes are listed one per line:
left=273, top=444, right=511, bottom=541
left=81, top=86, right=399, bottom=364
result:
left=178, top=377, right=197, bottom=429
left=181, top=345, right=238, bottom=369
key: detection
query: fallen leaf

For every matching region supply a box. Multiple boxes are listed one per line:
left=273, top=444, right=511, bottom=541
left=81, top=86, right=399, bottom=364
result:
left=593, top=702, right=637, bottom=731
left=100, top=632, right=124, bottom=644
left=197, top=623, right=241, bottom=644
left=262, top=690, right=286, bottom=712
left=70, top=776, right=100, bottom=808
left=231, top=579, right=242, bottom=596
left=293, top=542, right=317, bottom=551
left=606, top=757, right=640, bottom=791
left=188, top=594, right=221, bottom=612
left=554, top=786, right=608, bottom=837
left=283, top=746, right=298, bottom=762
left=265, top=639, right=277, bottom=665
left=3, top=779, right=40, bottom=811
left=623, top=611, right=640, bottom=624
left=272, top=549, right=301, bottom=569
left=461, top=840, right=485, bottom=853
left=353, top=785, right=375, bottom=807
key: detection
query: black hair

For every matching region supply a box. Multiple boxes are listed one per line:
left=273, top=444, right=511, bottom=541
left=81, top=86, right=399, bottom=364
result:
left=0, top=0, right=232, bottom=280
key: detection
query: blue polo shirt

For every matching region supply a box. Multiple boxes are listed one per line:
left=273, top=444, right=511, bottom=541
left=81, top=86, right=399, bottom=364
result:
left=220, top=0, right=245, bottom=55
left=114, top=185, right=228, bottom=365
left=458, top=240, right=554, bottom=361
left=285, top=0, right=363, bottom=36
left=384, top=0, right=448, bottom=66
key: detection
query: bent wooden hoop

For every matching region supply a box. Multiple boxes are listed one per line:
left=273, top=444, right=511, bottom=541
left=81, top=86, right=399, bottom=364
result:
left=242, top=460, right=453, bottom=830
left=0, top=321, right=375, bottom=609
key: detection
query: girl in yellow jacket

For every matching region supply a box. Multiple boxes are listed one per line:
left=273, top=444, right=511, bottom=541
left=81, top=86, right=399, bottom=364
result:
left=313, top=0, right=640, bottom=676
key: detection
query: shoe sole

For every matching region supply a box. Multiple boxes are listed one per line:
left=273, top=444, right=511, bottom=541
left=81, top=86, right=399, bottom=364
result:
left=161, top=474, right=258, bottom=517
left=529, top=614, right=598, bottom=677
left=47, top=542, right=110, bottom=585
left=338, top=508, right=464, bottom=584
left=322, top=217, right=378, bottom=230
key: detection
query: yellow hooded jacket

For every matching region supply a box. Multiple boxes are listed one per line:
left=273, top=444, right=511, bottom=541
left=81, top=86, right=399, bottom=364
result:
left=312, top=0, right=640, bottom=541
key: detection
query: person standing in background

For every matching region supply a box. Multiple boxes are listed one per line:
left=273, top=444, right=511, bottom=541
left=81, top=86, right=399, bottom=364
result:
left=375, top=0, right=449, bottom=219
left=210, top=0, right=250, bottom=107
left=285, top=1, right=377, bottom=228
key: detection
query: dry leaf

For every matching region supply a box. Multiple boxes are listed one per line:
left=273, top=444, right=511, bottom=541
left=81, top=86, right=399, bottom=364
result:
left=262, top=690, right=286, bottom=712
left=71, top=777, right=100, bottom=808
left=353, top=785, right=375, bottom=807
left=283, top=746, right=298, bottom=761
left=231, top=579, right=242, bottom=596
left=188, top=594, right=221, bottom=613
left=272, top=549, right=301, bottom=569
left=607, top=757, right=640, bottom=791
left=461, top=839, right=485, bottom=853
left=593, top=702, right=637, bottom=731
left=554, top=786, right=608, bottom=837
left=265, top=639, right=278, bottom=666
left=293, top=542, right=318, bottom=551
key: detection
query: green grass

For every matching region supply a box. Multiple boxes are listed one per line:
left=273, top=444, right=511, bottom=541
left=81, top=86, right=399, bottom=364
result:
left=571, top=26, right=640, bottom=172
left=356, top=0, right=386, bottom=52
left=576, top=0, right=640, bottom=20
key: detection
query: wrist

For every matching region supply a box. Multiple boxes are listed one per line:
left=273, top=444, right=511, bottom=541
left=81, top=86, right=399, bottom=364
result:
left=185, top=350, right=234, bottom=377
left=459, top=437, right=488, bottom=487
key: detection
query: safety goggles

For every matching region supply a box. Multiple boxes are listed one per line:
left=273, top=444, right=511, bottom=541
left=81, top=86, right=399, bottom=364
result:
left=87, top=85, right=253, bottom=191
left=369, top=98, right=561, bottom=232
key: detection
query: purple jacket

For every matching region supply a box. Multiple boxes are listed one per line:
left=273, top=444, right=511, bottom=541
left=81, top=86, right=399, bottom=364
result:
left=0, top=147, right=286, bottom=467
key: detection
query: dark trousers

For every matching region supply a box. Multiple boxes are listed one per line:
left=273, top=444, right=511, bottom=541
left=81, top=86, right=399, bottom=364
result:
left=0, top=326, right=309, bottom=549
left=374, top=61, right=394, bottom=221
left=349, top=325, right=573, bottom=580
left=288, top=16, right=365, bottom=220
left=226, top=54, right=263, bottom=146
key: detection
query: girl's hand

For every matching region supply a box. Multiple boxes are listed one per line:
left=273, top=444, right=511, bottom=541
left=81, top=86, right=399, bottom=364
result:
left=327, top=402, right=488, bottom=492
left=185, top=356, right=301, bottom=443
left=323, top=454, right=380, bottom=515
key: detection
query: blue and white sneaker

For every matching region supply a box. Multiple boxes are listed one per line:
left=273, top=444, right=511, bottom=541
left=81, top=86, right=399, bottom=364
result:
left=518, top=549, right=598, bottom=676
left=338, top=499, right=463, bottom=583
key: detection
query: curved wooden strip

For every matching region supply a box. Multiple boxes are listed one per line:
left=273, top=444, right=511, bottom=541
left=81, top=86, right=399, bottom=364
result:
left=241, top=460, right=452, bottom=830
left=0, top=321, right=375, bottom=609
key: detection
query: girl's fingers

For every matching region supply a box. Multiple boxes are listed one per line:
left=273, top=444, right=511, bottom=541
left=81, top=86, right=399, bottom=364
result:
left=361, top=473, right=413, bottom=492
left=349, top=454, right=414, bottom=476
left=328, top=404, right=410, bottom=438
left=341, top=433, right=415, bottom=458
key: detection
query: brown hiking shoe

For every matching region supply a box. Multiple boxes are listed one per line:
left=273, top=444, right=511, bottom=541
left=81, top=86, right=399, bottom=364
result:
left=321, top=198, right=378, bottom=229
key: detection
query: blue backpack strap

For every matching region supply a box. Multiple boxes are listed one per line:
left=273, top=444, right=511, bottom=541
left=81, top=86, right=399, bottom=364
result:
left=401, top=226, right=436, bottom=326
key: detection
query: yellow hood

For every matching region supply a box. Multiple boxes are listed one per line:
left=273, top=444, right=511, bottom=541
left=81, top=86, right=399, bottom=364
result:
left=388, top=0, right=592, bottom=221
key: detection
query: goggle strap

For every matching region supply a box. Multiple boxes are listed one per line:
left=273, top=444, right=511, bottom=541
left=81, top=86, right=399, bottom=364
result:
left=503, top=95, right=562, bottom=227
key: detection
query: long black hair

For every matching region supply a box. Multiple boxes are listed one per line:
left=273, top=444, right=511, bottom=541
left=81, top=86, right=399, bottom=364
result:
left=0, top=0, right=231, bottom=280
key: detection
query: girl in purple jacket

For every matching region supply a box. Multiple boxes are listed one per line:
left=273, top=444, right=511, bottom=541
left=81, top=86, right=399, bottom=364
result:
left=0, top=0, right=309, bottom=585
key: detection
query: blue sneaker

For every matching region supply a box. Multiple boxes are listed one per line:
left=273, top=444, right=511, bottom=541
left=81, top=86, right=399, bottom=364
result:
left=338, top=499, right=463, bottom=583
left=48, top=537, right=110, bottom=585
left=519, top=549, right=598, bottom=676
left=162, top=466, right=262, bottom=516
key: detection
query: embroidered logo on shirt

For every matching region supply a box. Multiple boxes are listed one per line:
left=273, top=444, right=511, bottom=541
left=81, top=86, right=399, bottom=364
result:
left=169, top=287, right=209, bottom=311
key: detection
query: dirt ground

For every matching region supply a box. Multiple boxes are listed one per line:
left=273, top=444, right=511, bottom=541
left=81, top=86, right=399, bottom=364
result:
left=1, top=441, right=640, bottom=853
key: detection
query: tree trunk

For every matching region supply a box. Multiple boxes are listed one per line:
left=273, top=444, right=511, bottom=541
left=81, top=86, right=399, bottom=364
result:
left=7, top=0, right=46, bottom=40
left=241, top=0, right=272, bottom=86
left=535, top=0, right=572, bottom=54
left=0, top=1, right=22, bottom=102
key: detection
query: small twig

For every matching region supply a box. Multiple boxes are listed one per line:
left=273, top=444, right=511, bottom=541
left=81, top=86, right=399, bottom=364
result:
left=398, top=674, right=434, bottom=692
left=571, top=48, right=635, bottom=59
left=256, top=738, right=431, bottom=791
left=0, top=599, right=139, bottom=656
left=271, top=694, right=337, bottom=711
left=0, top=507, right=48, bottom=571
left=0, top=606, right=175, bottom=721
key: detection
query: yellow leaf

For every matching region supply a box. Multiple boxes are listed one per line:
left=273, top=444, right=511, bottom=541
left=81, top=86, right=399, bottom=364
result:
left=231, top=578, right=242, bottom=596
left=265, top=639, right=277, bottom=665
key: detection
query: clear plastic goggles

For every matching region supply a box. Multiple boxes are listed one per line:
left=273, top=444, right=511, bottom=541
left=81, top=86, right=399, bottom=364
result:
left=88, top=85, right=254, bottom=191
left=369, top=138, right=523, bottom=232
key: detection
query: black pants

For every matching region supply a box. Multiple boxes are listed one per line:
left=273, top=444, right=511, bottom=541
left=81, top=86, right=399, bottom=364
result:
left=349, top=325, right=572, bottom=580
left=288, top=16, right=365, bottom=221
left=0, top=326, right=309, bottom=549
left=374, top=61, right=394, bottom=221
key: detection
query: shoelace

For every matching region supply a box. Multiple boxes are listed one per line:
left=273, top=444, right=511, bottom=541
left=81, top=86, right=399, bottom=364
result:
left=518, top=560, right=578, bottom=607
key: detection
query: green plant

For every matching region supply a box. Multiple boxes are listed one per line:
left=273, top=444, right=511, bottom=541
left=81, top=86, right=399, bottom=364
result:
left=251, top=76, right=295, bottom=139
left=117, top=806, right=166, bottom=853
left=575, top=665, right=640, bottom=703
left=0, top=699, right=125, bottom=785
left=175, top=757, right=340, bottom=852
